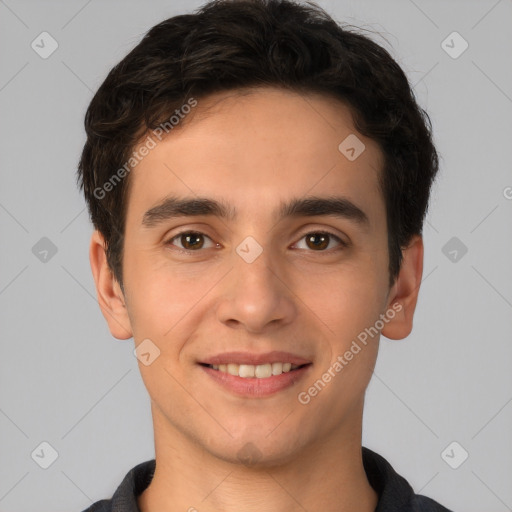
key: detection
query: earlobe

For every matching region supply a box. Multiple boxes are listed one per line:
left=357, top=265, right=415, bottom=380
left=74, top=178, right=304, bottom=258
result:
left=381, top=235, right=424, bottom=341
left=89, top=230, right=133, bottom=340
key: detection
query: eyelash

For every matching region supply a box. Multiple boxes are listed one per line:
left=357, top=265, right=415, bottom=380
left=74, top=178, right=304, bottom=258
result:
left=164, top=230, right=348, bottom=254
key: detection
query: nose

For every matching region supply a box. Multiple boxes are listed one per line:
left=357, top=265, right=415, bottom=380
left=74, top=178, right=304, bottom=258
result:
left=214, top=245, right=297, bottom=333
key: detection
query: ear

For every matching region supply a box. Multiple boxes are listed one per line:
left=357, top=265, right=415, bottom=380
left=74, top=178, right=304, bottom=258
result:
left=381, top=235, right=424, bottom=340
left=89, top=230, right=133, bottom=340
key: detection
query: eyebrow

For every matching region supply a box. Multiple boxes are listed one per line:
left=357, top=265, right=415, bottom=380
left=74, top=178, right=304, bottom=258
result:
left=142, top=195, right=369, bottom=229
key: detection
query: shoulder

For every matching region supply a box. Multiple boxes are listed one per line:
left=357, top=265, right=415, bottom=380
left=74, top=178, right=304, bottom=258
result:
left=362, top=447, right=454, bottom=512
left=411, top=494, right=454, bottom=512
left=80, top=499, right=111, bottom=512
left=78, top=459, right=156, bottom=512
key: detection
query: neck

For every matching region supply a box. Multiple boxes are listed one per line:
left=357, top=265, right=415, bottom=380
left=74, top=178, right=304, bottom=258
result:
left=138, top=404, right=378, bottom=512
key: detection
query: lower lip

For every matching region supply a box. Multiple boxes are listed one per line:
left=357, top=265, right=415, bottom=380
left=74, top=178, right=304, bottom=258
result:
left=199, top=364, right=312, bottom=397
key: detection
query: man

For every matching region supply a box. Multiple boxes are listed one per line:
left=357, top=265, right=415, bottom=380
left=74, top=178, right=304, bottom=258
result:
left=77, top=0, right=453, bottom=510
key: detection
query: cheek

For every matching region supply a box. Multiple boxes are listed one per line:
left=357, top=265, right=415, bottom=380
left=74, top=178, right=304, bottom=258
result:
left=297, top=260, right=388, bottom=337
left=309, top=275, right=385, bottom=391
left=123, top=250, right=223, bottom=341
left=123, top=249, right=173, bottom=339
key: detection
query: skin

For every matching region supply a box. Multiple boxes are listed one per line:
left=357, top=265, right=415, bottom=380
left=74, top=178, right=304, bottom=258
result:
left=90, top=87, right=423, bottom=512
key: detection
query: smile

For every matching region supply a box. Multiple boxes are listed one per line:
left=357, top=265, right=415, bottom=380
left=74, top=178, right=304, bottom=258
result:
left=203, top=362, right=305, bottom=379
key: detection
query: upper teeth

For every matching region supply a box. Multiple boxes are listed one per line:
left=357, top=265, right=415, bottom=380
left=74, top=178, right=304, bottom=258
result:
left=211, top=362, right=299, bottom=378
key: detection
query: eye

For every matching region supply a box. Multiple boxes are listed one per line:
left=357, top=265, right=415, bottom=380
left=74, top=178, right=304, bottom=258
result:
left=165, top=231, right=217, bottom=251
left=165, top=230, right=347, bottom=253
left=293, top=231, right=346, bottom=251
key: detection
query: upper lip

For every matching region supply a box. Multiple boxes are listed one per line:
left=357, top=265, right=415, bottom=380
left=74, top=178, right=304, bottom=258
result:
left=200, top=351, right=312, bottom=366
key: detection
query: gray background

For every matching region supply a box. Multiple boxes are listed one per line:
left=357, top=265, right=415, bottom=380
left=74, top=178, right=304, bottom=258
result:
left=1, top=0, right=511, bottom=510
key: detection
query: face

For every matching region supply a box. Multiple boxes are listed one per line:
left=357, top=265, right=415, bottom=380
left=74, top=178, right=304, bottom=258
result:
left=91, top=86, right=421, bottom=466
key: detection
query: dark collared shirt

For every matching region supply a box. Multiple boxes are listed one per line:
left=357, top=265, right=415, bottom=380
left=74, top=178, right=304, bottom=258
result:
left=81, top=447, right=453, bottom=512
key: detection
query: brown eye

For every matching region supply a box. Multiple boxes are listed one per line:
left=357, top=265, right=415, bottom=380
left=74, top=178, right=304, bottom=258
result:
left=305, top=233, right=329, bottom=250
left=167, top=231, right=216, bottom=251
left=181, top=232, right=204, bottom=250
left=294, top=231, right=345, bottom=252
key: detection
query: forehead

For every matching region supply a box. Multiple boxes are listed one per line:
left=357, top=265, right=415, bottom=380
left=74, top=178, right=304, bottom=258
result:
left=125, top=87, right=384, bottom=224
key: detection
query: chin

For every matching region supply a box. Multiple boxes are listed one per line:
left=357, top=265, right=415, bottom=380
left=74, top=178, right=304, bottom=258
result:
left=206, top=427, right=309, bottom=469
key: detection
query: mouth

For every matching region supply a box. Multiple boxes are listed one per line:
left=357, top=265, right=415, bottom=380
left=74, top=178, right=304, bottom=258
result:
left=199, top=362, right=311, bottom=379
left=198, top=352, right=313, bottom=397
